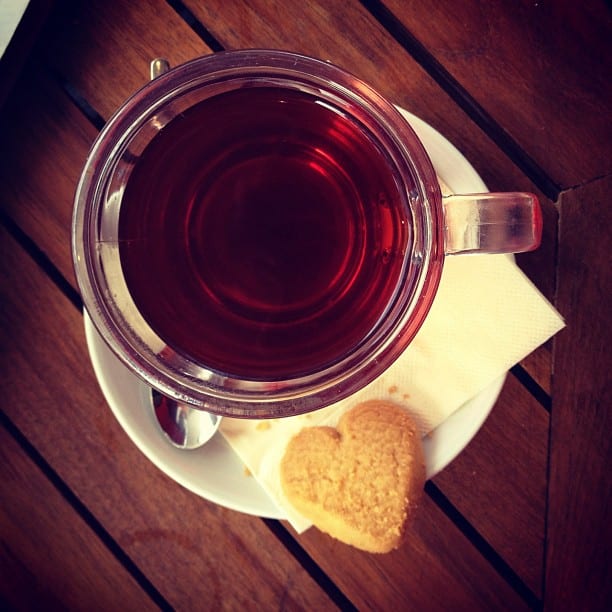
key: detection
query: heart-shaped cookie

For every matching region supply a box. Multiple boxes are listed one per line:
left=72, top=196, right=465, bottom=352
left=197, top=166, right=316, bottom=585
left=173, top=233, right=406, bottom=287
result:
left=280, top=400, right=425, bottom=553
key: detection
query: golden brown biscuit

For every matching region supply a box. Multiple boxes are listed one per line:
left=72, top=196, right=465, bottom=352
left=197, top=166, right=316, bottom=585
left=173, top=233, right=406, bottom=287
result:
left=280, top=400, right=425, bottom=553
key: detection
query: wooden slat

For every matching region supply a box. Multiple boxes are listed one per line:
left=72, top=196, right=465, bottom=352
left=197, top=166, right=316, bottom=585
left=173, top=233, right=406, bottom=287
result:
left=433, top=375, right=549, bottom=596
left=519, top=342, right=553, bottom=396
left=0, top=227, right=334, bottom=609
left=0, top=64, right=96, bottom=287
left=293, top=494, right=527, bottom=611
left=43, top=0, right=212, bottom=119
left=382, top=0, right=612, bottom=190
left=546, top=176, right=612, bottom=609
left=0, top=426, right=158, bottom=611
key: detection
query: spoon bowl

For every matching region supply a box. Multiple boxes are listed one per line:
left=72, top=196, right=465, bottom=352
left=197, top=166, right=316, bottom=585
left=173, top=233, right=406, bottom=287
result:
left=152, top=390, right=222, bottom=449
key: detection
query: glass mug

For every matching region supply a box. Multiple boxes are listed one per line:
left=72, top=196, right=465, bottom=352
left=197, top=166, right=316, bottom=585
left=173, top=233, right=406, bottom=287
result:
left=72, top=50, right=541, bottom=418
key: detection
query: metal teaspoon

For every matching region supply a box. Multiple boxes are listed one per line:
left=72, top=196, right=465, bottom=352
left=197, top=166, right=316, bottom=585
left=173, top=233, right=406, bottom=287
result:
left=147, top=58, right=222, bottom=449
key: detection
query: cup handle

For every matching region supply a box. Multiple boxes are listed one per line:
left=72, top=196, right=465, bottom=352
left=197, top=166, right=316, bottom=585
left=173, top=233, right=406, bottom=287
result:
left=442, top=192, right=542, bottom=254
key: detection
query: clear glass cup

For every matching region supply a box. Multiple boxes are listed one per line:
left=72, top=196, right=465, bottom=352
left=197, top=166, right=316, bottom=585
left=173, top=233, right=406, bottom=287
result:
left=72, top=50, right=541, bottom=418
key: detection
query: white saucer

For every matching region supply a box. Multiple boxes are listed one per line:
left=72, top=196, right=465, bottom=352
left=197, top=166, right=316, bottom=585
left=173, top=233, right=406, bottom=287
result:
left=83, top=108, right=505, bottom=517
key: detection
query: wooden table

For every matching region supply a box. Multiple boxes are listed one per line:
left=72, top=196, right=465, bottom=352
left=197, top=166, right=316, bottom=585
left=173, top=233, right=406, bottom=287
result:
left=1, top=1, right=610, bottom=609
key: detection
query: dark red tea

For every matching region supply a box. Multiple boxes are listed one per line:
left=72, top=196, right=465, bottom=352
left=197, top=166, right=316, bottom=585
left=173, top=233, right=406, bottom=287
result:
left=118, top=86, right=410, bottom=378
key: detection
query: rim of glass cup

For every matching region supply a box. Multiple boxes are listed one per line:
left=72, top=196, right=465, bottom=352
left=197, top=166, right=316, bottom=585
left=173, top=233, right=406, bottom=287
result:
left=72, top=49, right=444, bottom=417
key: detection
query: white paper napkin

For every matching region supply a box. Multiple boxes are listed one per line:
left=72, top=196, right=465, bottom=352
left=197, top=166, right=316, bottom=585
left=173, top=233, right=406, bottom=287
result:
left=220, top=252, right=565, bottom=532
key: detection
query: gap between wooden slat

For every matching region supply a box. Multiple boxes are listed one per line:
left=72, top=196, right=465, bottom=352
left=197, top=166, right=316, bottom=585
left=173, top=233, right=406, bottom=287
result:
left=166, top=0, right=224, bottom=52
left=425, top=481, right=542, bottom=611
left=0, top=409, right=173, bottom=612
left=510, top=364, right=552, bottom=412
left=0, top=210, right=82, bottom=311
left=359, top=0, right=561, bottom=202
left=54, top=73, right=106, bottom=131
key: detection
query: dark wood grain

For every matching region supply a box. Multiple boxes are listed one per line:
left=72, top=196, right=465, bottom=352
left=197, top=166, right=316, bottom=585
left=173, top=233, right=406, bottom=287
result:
left=545, top=175, right=612, bottom=610
left=0, top=0, right=55, bottom=111
left=0, top=65, right=95, bottom=287
left=44, top=0, right=212, bottom=118
left=382, top=0, right=612, bottom=190
left=0, top=425, right=158, bottom=611
left=434, top=375, right=549, bottom=596
left=0, top=227, right=334, bottom=610
left=517, top=343, right=553, bottom=396
left=293, top=494, right=528, bottom=611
